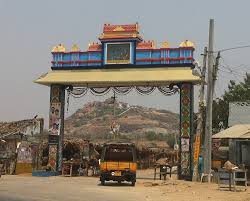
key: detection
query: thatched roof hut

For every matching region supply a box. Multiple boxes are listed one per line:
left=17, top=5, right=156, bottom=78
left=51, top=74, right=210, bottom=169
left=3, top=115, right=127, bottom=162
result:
left=0, top=118, right=44, bottom=139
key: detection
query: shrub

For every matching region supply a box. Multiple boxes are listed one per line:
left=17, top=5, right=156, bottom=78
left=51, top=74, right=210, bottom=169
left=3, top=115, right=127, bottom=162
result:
left=74, top=121, right=81, bottom=127
left=145, top=131, right=157, bottom=141
left=166, top=134, right=176, bottom=149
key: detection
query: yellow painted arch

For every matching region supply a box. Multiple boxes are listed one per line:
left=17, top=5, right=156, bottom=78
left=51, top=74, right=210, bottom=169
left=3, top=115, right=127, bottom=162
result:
left=34, top=67, right=200, bottom=87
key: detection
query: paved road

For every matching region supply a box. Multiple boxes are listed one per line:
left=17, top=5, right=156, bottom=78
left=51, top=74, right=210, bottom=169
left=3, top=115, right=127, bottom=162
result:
left=1, top=174, right=250, bottom=201
left=0, top=175, right=153, bottom=201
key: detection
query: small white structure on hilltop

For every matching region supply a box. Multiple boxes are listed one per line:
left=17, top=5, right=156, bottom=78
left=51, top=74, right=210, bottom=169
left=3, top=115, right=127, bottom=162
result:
left=118, top=102, right=123, bottom=109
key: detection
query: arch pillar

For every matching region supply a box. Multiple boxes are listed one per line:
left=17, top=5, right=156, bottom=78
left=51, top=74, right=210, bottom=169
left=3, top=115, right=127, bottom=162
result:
left=48, top=85, right=65, bottom=173
left=179, top=83, right=194, bottom=180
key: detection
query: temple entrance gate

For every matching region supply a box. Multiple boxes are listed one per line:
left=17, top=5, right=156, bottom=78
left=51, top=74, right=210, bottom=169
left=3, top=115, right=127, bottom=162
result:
left=34, top=23, right=200, bottom=180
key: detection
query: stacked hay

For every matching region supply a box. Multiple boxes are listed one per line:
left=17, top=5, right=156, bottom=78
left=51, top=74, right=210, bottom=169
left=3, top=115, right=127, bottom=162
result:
left=0, top=118, right=43, bottom=138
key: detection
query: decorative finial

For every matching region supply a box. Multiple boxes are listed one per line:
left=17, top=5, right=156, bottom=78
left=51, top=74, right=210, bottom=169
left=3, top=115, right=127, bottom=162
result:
left=57, top=44, right=66, bottom=52
left=71, top=44, right=80, bottom=52
left=179, top=40, right=195, bottom=48
left=161, top=41, right=169, bottom=48
left=135, top=22, right=139, bottom=32
left=151, top=40, right=156, bottom=48
left=51, top=45, right=59, bottom=52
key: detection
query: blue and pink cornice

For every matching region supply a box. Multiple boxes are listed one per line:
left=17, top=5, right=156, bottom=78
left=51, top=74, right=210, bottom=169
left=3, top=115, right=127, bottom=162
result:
left=51, top=24, right=195, bottom=69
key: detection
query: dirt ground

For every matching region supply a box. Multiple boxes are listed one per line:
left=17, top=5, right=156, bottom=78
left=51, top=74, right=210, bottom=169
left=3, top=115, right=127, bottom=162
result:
left=0, top=169, right=249, bottom=201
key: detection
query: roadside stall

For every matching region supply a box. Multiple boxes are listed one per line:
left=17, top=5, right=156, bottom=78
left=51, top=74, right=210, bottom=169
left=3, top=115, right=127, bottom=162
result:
left=212, top=124, right=250, bottom=185
left=62, top=139, right=90, bottom=176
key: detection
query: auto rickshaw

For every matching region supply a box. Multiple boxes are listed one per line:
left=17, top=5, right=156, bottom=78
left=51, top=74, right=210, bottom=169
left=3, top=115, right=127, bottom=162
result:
left=99, top=143, right=137, bottom=186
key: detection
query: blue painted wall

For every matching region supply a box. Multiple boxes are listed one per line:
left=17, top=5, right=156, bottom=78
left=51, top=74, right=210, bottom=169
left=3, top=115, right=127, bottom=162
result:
left=52, top=43, right=194, bottom=68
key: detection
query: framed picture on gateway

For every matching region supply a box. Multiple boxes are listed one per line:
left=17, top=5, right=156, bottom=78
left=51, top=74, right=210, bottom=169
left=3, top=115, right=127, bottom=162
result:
left=104, top=42, right=133, bottom=65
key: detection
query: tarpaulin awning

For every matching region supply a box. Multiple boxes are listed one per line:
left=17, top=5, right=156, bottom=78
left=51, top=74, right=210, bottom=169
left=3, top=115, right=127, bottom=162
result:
left=212, top=124, right=250, bottom=139
left=34, top=67, right=200, bottom=87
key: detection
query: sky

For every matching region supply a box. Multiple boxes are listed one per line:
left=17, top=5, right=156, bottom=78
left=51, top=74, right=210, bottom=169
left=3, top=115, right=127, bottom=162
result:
left=0, top=0, right=250, bottom=126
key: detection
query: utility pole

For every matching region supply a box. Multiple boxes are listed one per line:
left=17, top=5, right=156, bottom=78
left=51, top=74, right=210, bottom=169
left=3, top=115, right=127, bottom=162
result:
left=192, top=47, right=207, bottom=181
left=204, top=19, right=214, bottom=183
left=111, top=91, right=117, bottom=139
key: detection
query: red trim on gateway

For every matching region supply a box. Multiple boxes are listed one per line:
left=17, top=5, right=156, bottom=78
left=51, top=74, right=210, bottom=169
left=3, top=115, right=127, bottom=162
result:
left=136, top=47, right=195, bottom=52
left=77, top=60, right=101, bottom=64
left=52, top=51, right=102, bottom=54
left=136, top=57, right=193, bottom=62
left=52, top=60, right=101, bottom=64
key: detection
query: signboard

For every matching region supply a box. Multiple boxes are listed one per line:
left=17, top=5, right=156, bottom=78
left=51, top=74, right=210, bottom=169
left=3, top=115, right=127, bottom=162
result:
left=212, top=139, right=221, bottom=151
left=229, top=102, right=250, bottom=127
left=48, top=135, right=59, bottom=145
left=106, top=43, right=131, bottom=64
left=22, top=119, right=43, bottom=136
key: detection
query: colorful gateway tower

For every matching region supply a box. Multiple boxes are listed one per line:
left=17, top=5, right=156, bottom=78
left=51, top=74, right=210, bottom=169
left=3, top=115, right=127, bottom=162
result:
left=51, top=23, right=194, bottom=68
left=35, top=23, right=199, bottom=180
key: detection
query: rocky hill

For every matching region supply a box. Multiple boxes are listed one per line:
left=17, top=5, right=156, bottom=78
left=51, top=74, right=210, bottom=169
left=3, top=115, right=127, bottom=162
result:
left=64, top=99, right=179, bottom=142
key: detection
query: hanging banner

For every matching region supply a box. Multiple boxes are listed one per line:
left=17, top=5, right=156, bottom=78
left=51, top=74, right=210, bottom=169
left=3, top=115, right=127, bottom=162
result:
left=49, top=102, right=61, bottom=135
left=193, top=135, right=201, bottom=162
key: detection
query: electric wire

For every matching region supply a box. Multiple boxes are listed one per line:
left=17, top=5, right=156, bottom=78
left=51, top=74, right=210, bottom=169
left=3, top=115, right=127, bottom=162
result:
left=220, top=56, right=248, bottom=76
left=218, top=69, right=243, bottom=84
left=215, top=45, right=250, bottom=53
left=220, top=65, right=246, bottom=77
